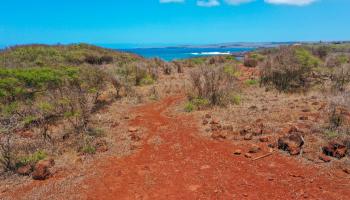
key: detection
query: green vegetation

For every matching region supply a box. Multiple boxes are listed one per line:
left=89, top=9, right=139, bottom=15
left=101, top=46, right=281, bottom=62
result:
left=81, top=145, right=96, bottom=155
left=260, top=46, right=321, bottom=92
left=230, top=94, right=242, bottom=105
left=245, top=79, right=259, bottom=86
left=0, top=44, right=163, bottom=172
left=17, top=150, right=47, bottom=167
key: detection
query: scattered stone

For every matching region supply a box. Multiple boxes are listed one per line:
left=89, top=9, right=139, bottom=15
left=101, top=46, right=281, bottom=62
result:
left=319, top=154, right=331, bottom=163
left=128, top=127, right=138, bottom=132
left=302, top=109, right=311, bottom=112
left=95, top=139, right=109, bottom=152
left=249, top=145, right=261, bottom=153
left=205, top=114, right=211, bottom=119
left=211, top=132, right=227, bottom=140
left=252, top=128, right=263, bottom=136
left=234, top=149, right=242, bottom=155
left=32, top=159, right=55, bottom=180
left=268, top=143, right=277, bottom=149
left=278, top=133, right=304, bottom=155
left=249, top=105, right=258, bottom=110
left=244, top=153, right=252, bottom=158
left=343, top=168, right=350, bottom=174
left=244, top=133, right=253, bottom=140
left=124, top=116, right=130, bottom=120
left=259, top=136, right=269, bottom=142
left=202, top=119, right=209, bottom=125
left=210, top=119, right=220, bottom=125
left=299, top=116, right=308, bottom=120
left=322, top=142, right=347, bottom=159
left=17, top=165, right=32, bottom=176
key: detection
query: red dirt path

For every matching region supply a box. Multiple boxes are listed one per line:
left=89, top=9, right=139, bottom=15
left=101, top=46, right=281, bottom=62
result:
left=81, top=96, right=349, bottom=200
left=3, top=95, right=350, bottom=200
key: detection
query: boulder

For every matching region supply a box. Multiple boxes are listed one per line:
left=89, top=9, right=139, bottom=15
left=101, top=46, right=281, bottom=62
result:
left=202, top=119, right=209, bottom=125
left=128, top=127, right=138, bottom=132
left=32, top=159, right=55, bottom=180
left=233, top=149, right=242, bottom=155
left=278, top=133, right=304, bottom=155
left=205, top=114, right=211, bottom=119
left=322, top=142, right=347, bottom=159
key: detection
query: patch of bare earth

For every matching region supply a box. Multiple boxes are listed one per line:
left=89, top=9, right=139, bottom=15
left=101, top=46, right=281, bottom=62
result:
left=1, top=94, right=349, bottom=200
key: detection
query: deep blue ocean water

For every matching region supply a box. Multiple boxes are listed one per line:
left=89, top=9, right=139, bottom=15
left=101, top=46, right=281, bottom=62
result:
left=120, top=47, right=255, bottom=61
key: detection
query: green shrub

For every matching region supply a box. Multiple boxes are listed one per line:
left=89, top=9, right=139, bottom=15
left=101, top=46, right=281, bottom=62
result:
left=81, top=145, right=96, bottom=154
left=245, top=79, right=258, bottom=86
left=230, top=94, right=241, bottom=105
left=184, top=102, right=195, bottom=112
left=17, top=150, right=47, bottom=167
left=260, top=47, right=320, bottom=92
left=140, top=74, right=155, bottom=85
left=323, top=130, right=339, bottom=139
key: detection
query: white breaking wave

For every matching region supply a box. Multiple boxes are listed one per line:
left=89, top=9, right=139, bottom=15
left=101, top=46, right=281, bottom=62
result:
left=190, top=51, right=231, bottom=55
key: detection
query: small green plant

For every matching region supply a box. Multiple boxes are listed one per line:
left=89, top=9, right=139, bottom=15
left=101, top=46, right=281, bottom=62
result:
left=231, top=94, right=241, bottom=105
left=184, top=102, right=195, bottom=112
left=245, top=79, right=258, bottom=86
left=81, top=145, right=96, bottom=154
left=323, top=130, right=339, bottom=139
left=17, top=150, right=47, bottom=167
left=140, top=74, right=155, bottom=85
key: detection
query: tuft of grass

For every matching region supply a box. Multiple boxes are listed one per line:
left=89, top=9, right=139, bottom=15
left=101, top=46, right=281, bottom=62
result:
left=245, top=79, right=258, bottom=86
left=17, top=150, right=47, bottom=167
left=323, top=130, right=339, bottom=139
left=81, top=145, right=96, bottom=154
left=230, top=94, right=241, bottom=105
left=184, top=102, right=195, bottom=112
left=140, top=74, right=155, bottom=86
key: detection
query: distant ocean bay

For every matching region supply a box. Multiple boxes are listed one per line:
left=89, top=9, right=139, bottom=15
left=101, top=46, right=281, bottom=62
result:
left=119, top=47, right=255, bottom=61
left=0, top=44, right=256, bottom=62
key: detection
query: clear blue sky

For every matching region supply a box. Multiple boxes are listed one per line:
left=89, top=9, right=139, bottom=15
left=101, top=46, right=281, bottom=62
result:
left=0, top=0, right=349, bottom=47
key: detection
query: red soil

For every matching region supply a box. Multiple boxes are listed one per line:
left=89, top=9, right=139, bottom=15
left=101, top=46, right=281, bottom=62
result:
left=81, top=96, right=349, bottom=200
left=3, top=95, right=350, bottom=200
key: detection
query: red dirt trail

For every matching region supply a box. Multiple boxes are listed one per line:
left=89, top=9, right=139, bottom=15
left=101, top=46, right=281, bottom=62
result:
left=3, top=95, right=350, bottom=200
left=82, top=96, right=350, bottom=200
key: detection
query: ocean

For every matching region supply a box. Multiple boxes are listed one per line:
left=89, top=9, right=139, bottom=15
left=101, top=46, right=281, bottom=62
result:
left=0, top=44, right=255, bottom=62
left=120, top=47, right=255, bottom=61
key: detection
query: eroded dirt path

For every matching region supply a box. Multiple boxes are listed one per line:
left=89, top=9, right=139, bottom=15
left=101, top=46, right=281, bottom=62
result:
left=2, top=95, right=350, bottom=200
left=81, top=96, right=349, bottom=200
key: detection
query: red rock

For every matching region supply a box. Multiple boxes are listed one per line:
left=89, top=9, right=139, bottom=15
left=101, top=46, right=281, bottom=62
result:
left=322, top=142, right=347, bottom=159
left=278, top=133, right=304, bottom=156
left=210, top=119, right=220, bottom=125
left=17, top=165, right=32, bottom=175
left=244, top=153, right=252, bottom=158
left=202, top=119, right=209, bottom=125
left=234, top=149, right=242, bottom=155
left=252, top=128, right=263, bottom=136
left=244, top=133, right=253, bottom=140
left=299, top=116, right=308, bottom=120
left=319, top=154, right=331, bottom=163
left=211, top=132, right=227, bottom=140
left=32, top=159, right=55, bottom=180
left=128, top=127, right=138, bottom=132
left=259, top=136, right=269, bottom=142
left=249, top=145, right=261, bottom=153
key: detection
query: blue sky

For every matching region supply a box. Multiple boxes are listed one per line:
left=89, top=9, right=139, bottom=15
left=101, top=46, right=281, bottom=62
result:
left=0, top=0, right=349, bottom=47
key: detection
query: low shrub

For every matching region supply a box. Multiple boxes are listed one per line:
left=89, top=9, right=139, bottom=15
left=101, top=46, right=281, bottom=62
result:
left=260, top=47, right=320, bottom=92
left=189, top=65, right=239, bottom=106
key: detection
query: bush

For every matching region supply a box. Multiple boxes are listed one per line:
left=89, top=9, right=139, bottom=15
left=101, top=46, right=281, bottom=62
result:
left=260, top=47, right=320, bottom=92
left=81, top=145, right=96, bottom=154
left=244, top=53, right=264, bottom=68
left=331, top=64, right=350, bottom=91
left=16, top=150, right=47, bottom=168
left=245, top=79, right=258, bottom=86
left=189, top=65, right=238, bottom=106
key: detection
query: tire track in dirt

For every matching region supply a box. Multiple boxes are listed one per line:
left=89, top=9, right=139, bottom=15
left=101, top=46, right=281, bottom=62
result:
left=80, top=95, right=350, bottom=200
